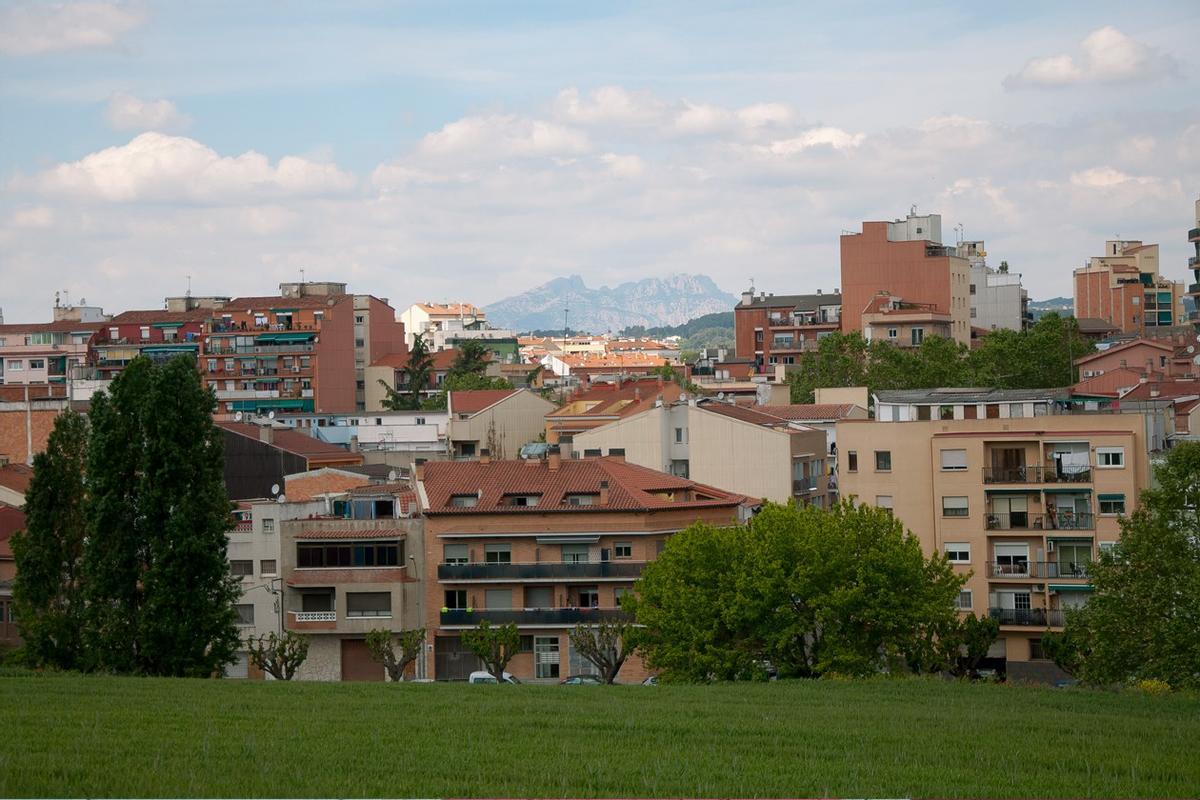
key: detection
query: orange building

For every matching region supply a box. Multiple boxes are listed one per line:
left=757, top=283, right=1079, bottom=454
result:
left=417, top=452, right=746, bottom=682
left=1073, top=240, right=1184, bottom=335
left=840, top=211, right=971, bottom=346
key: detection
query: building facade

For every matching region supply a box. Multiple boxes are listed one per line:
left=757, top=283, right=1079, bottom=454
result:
left=733, top=290, right=842, bottom=373
left=1186, top=199, right=1200, bottom=321
left=446, top=389, right=557, bottom=460
left=1073, top=240, right=1185, bottom=335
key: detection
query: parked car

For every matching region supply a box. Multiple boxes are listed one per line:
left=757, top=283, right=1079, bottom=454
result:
left=641, top=675, right=659, bottom=686
left=468, top=670, right=520, bottom=684
left=559, top=674, right=604, bottom=685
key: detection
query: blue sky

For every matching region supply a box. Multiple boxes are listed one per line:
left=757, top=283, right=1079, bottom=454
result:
left=1, top=0, right=1197, bottom=322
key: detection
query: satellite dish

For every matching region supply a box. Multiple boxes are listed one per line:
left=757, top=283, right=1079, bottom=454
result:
left=276, top=494, right=287, bottom=504
left=1189, top=346, right=1195, bottom=354
left=1193, top=355, right=1200, bottom=366
left=270, top=483, right=281, bottom=496
left=268, top=410, right=276, bottom=420
left=717, top=392, right=725, bottom=400
left=387, top=470, right=398, bottom=482
left=234, top=411, right=244, bottom=422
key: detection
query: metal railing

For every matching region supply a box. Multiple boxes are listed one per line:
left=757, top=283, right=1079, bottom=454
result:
left=987, top=607, right=1047, bottom=626
left=439, top=608, right=629, bottom=626
left=1190, top=227, right=1200, bottom=242
left=985, top=561, right=1091, bottom=579
left=437, top=562, right=645, bottom=581
left=983, top=466, right=1092, bottom=484
left=985, top=512, right=1095, bottom=531
left=793, top=480, right=819, bottom=494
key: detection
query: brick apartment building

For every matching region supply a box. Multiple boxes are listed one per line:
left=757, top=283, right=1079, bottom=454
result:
left=416, top=452, right=746, bottom=682
left=733, top=290, right=841, bottom=373
left=1073, top=239, right=1184, bottom=335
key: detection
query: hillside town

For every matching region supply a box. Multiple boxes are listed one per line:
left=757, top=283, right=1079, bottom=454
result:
left=3, top=199, right=1197, bottom=684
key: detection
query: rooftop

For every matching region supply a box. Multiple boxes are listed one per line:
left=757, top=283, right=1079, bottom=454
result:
left=0, top=320, right=105, bottom=334
left=108, top=309, right=213, bottom=325
left=737, top=292, right=842, bottom=310
left=755, top=403, right=862, bottom=421
left=0, top=462, right=34, bottom=496
left=421, top=457, right=744, bottom=515
left=875, top=387, right=1069, bottom=405
left=225, top=295, right=341, bottom=310
left=217, top=421, right=359, bottom=460
left=416, top=303, right=483, bottom=316
left=448, top=389, right=520, bottom=415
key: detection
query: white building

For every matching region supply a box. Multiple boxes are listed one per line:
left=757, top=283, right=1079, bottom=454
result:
left=397, top=302, right=486, bottom=349
left=959, top=241, right=1030, bottom=332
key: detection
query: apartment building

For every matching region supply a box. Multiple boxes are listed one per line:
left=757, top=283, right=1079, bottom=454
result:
left=0, top=320, right=103, bottom=388
left=837, top=393, right=1154, bottom=680
left=93, top=309, right=210, bottom=378
left=398, top=302, right=486, bottom=350
left=957, top=241, right=1030, bottom=332
left=1073, top=239, right=1184, bottom=335
left=840, top=210, right=971, bottom=346
left=541, top=353, right=672, bottom=385
left=545, top=378, right=686, bottom=456
left=1186, top=198, right=1200, bottom=321
left=363, top=348, right=464, bottom=410
left=416, top=452, right=746, bottom=682
left=733, top=290, right=842, bottom=373
left=571, top=399, right=830, bottom=506
left=446, top=389, right=556, bottom=460
left=199, top=282, right=407, bottom=415
left=217, top=421, right=364, bottom=500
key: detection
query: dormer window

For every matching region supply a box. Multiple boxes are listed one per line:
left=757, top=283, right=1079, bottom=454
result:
left=450, top=494, right=478, bottom=508
left=502, top=494, right=541, bottom=507
left=564, top=493, right=598, bottom=506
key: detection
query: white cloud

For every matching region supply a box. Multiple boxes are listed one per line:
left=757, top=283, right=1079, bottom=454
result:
left=1005, top=26, right=1177, bottom=88
left=417, top=114, right=590, bottom=160
left=762, top=126, right=865, bottom=155
left=105, top=92, right=190, bottom=132
left=0, top=2, right=145, bottom=56
left=599, top=153, right=645, bottom=178
left=20, top=132, right=356, bottom=202
left=1069, top=166, right=1154, bottom=189
left=553, top=86, right=665, bottom=126
left=9, top=206, right=55, bottom=228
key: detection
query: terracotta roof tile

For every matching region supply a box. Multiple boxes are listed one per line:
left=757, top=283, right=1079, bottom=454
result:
left=217, top=421, right=360, bottom=460
left=0, top=503, right=25, bottom=553
left=421, top=457, right=744, bottom=515
left=292, top=527, right=410, bottom=540
left=0, top=320, right=105, bottom=334
left=448, top=389, right=519, bottom=415
left=226, top=295, right=340, bottom=309
left=755, top=403, right=860, bottom=421
left=0, top=463, right=34, bottom=495
left=109, top=309, right=212, bottom=325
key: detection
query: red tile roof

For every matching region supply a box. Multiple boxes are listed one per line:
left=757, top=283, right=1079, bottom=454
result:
left=0, top=320, right=104, bottom=334
left=0, top=503, right=25, bottom=556
left=292, top=527, right=410, bottom=540
left=755, top=403, right=861, bottom=421
left=216, top=421, right=360, bottom=460
left=1121, top=380, right=1200, bottom=402
left=548, top=380, right=686, bottom=421
left=109, top=309, right=212, bottom=325
left=700, top=403, right=794, bottom=426
left=1074, top=338, right=1174, bottom=365
left=0, top=463, right=34, bottom=495
left=421, top=457, right=745, bottom=515
left=449, top=389, right=519, bottom=415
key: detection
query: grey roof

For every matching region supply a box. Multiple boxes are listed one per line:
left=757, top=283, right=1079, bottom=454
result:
left=1075, top=317, right=1121, bottom=333
left=875, top=387, right=1069, bottom=404
left=737, top=292, right=842, bottom=310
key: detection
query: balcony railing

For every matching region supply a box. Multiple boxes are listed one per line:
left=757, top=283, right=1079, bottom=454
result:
left=437, top=562, right=645, bottom=581
left=793, top=480, right=819, bottom=494
left=982, top=466, right=1092, bottom=484
left=439, top=608, right=630, bottom=626
left=1189, top=283, right=1200, bottom=295
left=988, top=607, right=1047, bottom=626
left=1189, top=256, right=1200, bottom=269
left=985, top=561, right=1091, bottom=579
left=291, top=611, right=335, bottom=622
left=985, top=512, right=1095, bottom=531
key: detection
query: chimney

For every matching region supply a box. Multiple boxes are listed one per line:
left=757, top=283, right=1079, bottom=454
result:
left=608, top=448, right=625, bottom=463
left=414, top=459, right=426, bottom=481
left=740, top=289, right=753, bottom=306
left=547, top=445, right=561, bottom=471
left=634, top=387, right=641, bottom=401
left=349, top=435, right=359, bottom=453
left=258, top=424, right=274, bottom=445
left=480, top=448, right=491, bottom=465
left=599, top=480, right=610, bottom=505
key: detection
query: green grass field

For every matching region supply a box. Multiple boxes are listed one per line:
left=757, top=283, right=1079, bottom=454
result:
left=0, top=674, right=1197, bottom=798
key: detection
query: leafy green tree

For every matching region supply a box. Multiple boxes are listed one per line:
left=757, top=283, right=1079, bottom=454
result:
left=969, top=313, right=1093, bottom=389
left=247, top=631, right=310, bottom=680
left=1048, top=443, right=1200, bottom=690
left=568, top=620, right=635, bottom=684
left=84, top=356, right=242, bottom=677
left=787, top=332, right=870, bottom=403
left=10, top=410, right=90, bottom=670
left=422, top=372, right=514, bottom=411
left=365, top=628, right=426, bottom=681
left=378, top=333, right=435, bottom=411
left=629, top=502, right=965, bottom=681
left=449, top=340, right=490, bottom=379
left=461, top=619, right=520, bottom=682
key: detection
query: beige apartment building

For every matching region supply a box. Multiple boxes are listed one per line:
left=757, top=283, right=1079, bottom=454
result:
left=837, top=406, right=1152, bottom=681
left=571, top=399, right=830, bottom=506
left=446, top=389, right=557, bottom=460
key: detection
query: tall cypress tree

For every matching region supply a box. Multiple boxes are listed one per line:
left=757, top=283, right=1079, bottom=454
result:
left=83, top=356, right=240, bottom=676
left=11, top=410, right=90, bottom=669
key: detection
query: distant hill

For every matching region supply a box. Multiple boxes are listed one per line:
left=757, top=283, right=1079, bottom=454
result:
left=1029, top=296, right=1073, bottom=320
left=484, top=274, right=738, bottom=333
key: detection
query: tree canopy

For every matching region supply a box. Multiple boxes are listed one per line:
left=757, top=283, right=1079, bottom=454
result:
left=627, top=502, right=971, bottom=681
left=1044, top=442, right=1200, bottom=690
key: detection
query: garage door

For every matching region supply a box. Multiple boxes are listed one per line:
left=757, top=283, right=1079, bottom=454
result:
left=340, top=639, right=384, bottom=681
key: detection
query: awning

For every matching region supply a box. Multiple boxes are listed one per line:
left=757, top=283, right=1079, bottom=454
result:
left=256, top=331, right=316, bottom=343
left=254, top=377, right=281, bottom=383
left=151, top=322, right=183, bottom=329
left=1098, top=493, right=1125, bottom=501
left=1049, top=584, right=1094, bottom=592
left=1043, top=487, right=1091, bottom=495
left=535, top=535, right=602, bottom=544
left=143, top=344, right=197, bottom=354
left=269, top=307, right=299, bottom=313
left=985, top=488, right=1038, bottom=495
left=1048, top=536, right=1093, bottom=542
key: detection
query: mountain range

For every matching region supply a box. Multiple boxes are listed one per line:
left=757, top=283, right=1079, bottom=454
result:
left=484, top=274, right=738, bottom=333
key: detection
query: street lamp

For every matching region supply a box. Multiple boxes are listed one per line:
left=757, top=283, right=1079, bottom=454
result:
left=408, top=554, right=424, bottom=679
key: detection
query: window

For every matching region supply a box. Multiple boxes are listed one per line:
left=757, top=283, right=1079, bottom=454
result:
left=503, top=494, right=540, bottom=507
left=1029, top=639, right=1046, bottom=660
left=887, top=327, right=898, bottom=339
left=230, top=560, right=253, bottom=577
left=674, top=427, right=684, bottom=443
left=614, top=542, right=633, bottom=559
left=443, top=544, right=468, bottom=565
left=944, top=542, right=970, bottom=563
left=614, top=587, right=631, bottom=605
left=525, top=586, right=553, bottom=608
left=1008, top=403, right=1025, bottom=418
left=875, top=495, right=893, bottom=512
left=874, top=450, right=891, bottom=471
left=415, top=417, right=426, bottom=425
left=346, top=592, right=392, bottom=618
left=108, top=327, right=118, bottom=339
left=1098, top=541, right=1118, bottom=557
left=450, top=494, right=478, bottom=508
left=1099, top=494, right=1126, bottom=515
left=847, top=451, right=858, bottom=472
left=28, top=359, right=45, bottom=370
left=940, top=449, right=967, bottom=471
left=260, top=559, right=277, bottom=576
left=577, top=587, right=600, bottom=608
left=911, top=328, right=924, bottom=346
left=207, top=359, right=217, bottom=371
left=535, top=636, right=560, bottom=679
left=224, top=358, right=235, bottom=372
left=562, top=543, right=590, bottom=563
left=444, top=590, right=467, bottom=609
left=969, top=284, right=976, bottom=295
left=485, top=589, right=512, bottom=610
left=565, top=493, right=597, bottom=506
left=262, top=518, right=275, bottom=533
left=7, top=360, right=22, bottom=372
left=355, top=315, right=365, bottom=324
left=484, top=543, right=512, bottom=564
left=942, top=496, right=969, bottom=517
left=139, top=326, right=150, bottom=339
left=296, top=541, right=402, bottom=568
left=235, top=604, right=255, bottom=626
left=1097, top=447, right=1125, bottom=468
left=954, top=590, right=973, bottom=610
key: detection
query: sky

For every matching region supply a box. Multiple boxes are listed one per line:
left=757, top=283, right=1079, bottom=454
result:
left=1, top=0, right=1198, bottom=323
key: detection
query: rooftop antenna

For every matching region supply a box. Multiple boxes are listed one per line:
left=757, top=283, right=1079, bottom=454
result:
left=300, top=267, right=306, bottom=283
left=186, top=274, right=192, bottom=297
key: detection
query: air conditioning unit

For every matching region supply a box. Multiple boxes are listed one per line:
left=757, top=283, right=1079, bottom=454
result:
left=292, top=366, right=300, bottom=373
left=1047, top=541, right=1055, bottom=552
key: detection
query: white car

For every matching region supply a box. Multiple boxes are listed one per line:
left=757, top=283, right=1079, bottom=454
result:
left=468, top=670, right=520, bottom=684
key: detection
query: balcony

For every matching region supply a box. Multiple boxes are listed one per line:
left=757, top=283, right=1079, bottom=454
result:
left=1189, top=283, right=1200, bottom=295
left=1190, top=256, right=1200, bottom=268
left=985, top=561, right=1091, bottom=579
left=793, top=480, right=819, bottom=495
left=987, top=607, right=1047, bottom=626
left=985, top=512, right=1095, bottom=531
left=439, top=608, right=630, bottom=626
left=286, top=610, right=337, bottom=631
left=437, top=561, right=645, bottom=581
left=982, top=466, right=1091, bottom=484
left=1190, top=227, right=1200, bottom=243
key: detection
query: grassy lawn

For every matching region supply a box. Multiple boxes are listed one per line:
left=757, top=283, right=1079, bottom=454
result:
left=0, top=674, right=1196, bottom=798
